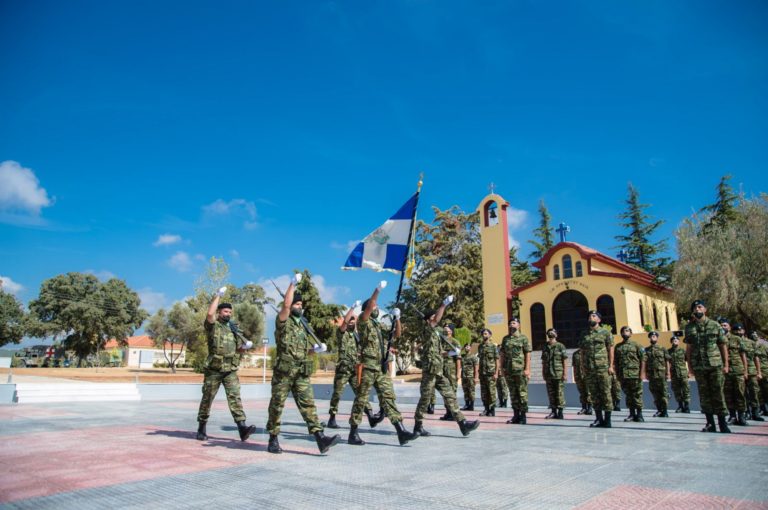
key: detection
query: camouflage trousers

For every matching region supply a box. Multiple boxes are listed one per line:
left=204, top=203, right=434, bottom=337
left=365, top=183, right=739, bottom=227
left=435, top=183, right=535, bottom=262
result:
left=496, top=374, right=509, bottom=403
left=746, top=375, right=760, bottom=408
left=461, top=375, right=476, bottom=403
left=575, top=376, right=591, bottom=408
left=504, top=371, right=528, bottom=412
left=723, top=373, right=747, bottom=412
left=415, top=370, right=465, bottom=422
left=329, top=367, right=373, bottom=415
left=431, top=361, right=457, bottom=406
left=349, top=367, right=402, bottom=427
left=586, top=368, right=612, bottom=411
left=479, top=373, right=496, bottom=408
left=693, top=368, right=727, bottom=415
left=619, top=377, right=643, bottom=410
left=267, top=366, right=322, bottom=435
left=670, top=375, right=691, bottom=405
left=648, top=376, right=669, bottom=411
left=544, top=376, right=565, bottom=408
left=760, top=377, right=768, bottom=405
left=197, top=369, right=246, bottom=423
left=611, top=373, right=622, bottom=403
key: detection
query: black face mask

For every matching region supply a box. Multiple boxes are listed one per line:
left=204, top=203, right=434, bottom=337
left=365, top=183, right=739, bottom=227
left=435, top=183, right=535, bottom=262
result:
left=219, top=315, right=231, bottom=323
left=547, top=333, right=556, bottom=340
left=650, top=339, right=657, bottom=344
left=693, top=312, right=704, bottom=319
left=510, top=327, right=518, bottom=333
left=621, top=333, right=631, bottom=340
left=290, top=308, right=303, bottom=318
left=371, top=309, right=379, bottom=319
left=588, top=320, right=598, bottom=328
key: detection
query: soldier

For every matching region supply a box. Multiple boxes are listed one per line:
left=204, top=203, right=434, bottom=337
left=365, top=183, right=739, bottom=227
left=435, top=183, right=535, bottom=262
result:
left=266, top=274, right=340, bottom=454
left=478, top=328, right=499, bottom=416
left=412, top=297, right=480, bottom=437
left=541, top=328, right=567, bottom=419
left=611, top=372, right=622, bottom=412
left=614, top=326, right=645, bottom=422
left=438, top=324, right=462, bottom=421
left=685, top=300, right=730, bottom=433
left=572, top=348, right=593, bottom=415
left=326, top=302, right=383, bottom=430
left=754, top=333, right=768, bottom=416
left=668, top=333, right=691, bottom=413
left=579, top=310, right=615, bottom=428
left=496, top=368, right=509, bottom=408
left=347, top=281, right=418, bottom=446
left=645, top=331, right=671, bottom=418
left=196, top=287, right=257, bottom=442
left=721, top=318, right=748, bottom=426
left=736, top=323, right=764, bottom=422
left=460, top=343, right=479, bottom=411
left=500, top=317, right=532, bottom=425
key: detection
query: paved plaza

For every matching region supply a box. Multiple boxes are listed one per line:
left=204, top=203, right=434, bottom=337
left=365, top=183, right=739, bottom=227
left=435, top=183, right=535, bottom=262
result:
left=1, top=392, right=768, bottom=509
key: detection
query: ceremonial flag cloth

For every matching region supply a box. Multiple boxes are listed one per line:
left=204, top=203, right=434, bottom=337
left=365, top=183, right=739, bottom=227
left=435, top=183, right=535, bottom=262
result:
left=342, top=193, right=418, bottom=274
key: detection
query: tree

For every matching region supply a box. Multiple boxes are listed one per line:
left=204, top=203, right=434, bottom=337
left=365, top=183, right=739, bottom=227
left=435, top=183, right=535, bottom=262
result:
left=700, top=174, right=740, bottom=230
left=528, top=199, right=554, bottom=260
left=673, top=193, right=768, bottom=334
left=294, top=269, right=343, bottom=343
left=0, top=290, right=26, bottom=347
left=509, top=246, right=538, bottom=317
left=28, top=273, right=147, bottom=364
left=615, top=183, right=671, bottom=283
left=145, top=302, right=197, bottom=373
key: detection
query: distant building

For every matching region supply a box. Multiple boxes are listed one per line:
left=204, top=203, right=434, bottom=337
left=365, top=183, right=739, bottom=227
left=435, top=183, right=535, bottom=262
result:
left=104, top=335, right=186, bottom=368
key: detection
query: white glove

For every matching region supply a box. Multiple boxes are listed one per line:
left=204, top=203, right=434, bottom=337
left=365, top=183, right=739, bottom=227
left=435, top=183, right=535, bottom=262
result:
left=217, top=286, right=227, bottom=297
left=378, top=280, right=388, bottom=290
left=392, top=308, right=401, bottom=320
left=443, top=295, right=454, bottom=306
left=450, top=349, right=460, bottom=357
left=291, top=273, right=303, bottom=285
left=244, top=341, right=253, bottom=350
left=313, top=343, right=328, bottom=353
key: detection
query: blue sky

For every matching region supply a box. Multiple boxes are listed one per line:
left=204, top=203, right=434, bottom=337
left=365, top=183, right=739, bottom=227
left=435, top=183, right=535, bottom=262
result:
left=1, top=1, right=766, bottom=344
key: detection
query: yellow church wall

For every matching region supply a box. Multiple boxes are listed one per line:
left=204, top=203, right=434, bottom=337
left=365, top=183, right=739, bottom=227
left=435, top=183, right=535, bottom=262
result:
left=478, top=194, right=512, bottom=341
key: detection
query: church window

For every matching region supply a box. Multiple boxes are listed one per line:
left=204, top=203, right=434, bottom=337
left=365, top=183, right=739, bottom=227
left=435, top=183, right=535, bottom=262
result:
left=554, top=264, right=560, bottom=280
left=575, top=261, right=583, bottom=277
left=562, top=255, right=573, bottom=279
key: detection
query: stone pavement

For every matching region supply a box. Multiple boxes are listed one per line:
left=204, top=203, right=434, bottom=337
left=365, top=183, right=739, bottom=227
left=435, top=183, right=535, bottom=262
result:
left=1, top=397, right=767, bottom=509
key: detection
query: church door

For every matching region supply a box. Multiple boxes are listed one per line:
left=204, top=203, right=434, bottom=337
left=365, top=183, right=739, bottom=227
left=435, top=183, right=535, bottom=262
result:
left=552, top=290, right=589, bottom=348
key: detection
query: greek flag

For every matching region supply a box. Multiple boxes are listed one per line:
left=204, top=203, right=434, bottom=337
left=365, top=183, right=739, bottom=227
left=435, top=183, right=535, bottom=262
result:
left=342, top=193, right=418, bottom=274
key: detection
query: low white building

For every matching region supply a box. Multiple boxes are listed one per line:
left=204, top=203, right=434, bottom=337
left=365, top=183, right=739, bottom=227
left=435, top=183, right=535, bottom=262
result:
left=104, top=335, right=186, bottom=369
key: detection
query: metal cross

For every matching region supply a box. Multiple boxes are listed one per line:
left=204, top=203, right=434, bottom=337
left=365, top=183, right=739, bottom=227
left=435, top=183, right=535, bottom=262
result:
left=616, top=249, right=629, bottom=263
left=488, top=182, right=496, bottom=194
left=556, top=222, right=570, bottom=242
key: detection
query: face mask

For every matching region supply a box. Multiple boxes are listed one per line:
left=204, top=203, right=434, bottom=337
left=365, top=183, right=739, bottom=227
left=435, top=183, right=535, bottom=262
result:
left=547, top=333, right=556, bottom=340
left=650, top=339, right=657, bottom=344
left=371, top=309, right=379, bottom=319
left=219, top=315, right=230, bottom=323
left=510, top=326, right=518, bottom=333
left=621, top=334, right=631, bottom=340
left=290, top=307, right=303, bottom=318
left=693, top=312, right=704, bottom=319
left=588, top=320, right=598, bottom=327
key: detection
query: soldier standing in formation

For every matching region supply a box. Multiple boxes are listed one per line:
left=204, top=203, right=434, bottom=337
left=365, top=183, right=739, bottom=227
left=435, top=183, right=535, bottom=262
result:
left=685, top=300, right=731, bottom=433
left=668, top=333, right=691, bottom=413
left=196, top=287, right=257, bottom=442
left=580, top=310, right=615, bottom=428
left=438, top=324, right=462, bottom=421
left=572, top=348, right=593, bottom=415
left=645, top=331, right=671, bottom=418
left=755, top=333, right=768, bottom=416
left=738, top=324, right=765, bottom=422
left=460, top=342, right=479, bottom=411
left=614, top=326, right=645, bottom=423
left=267, top=274, right=340, bottom=454
left=412, top=296, right=479, bottom=437
left=500, top=317, right=532, bottom=425
left=348, top=282, right=418, bottom=446
left=541, top=328, right=567, bottom=419
left=721, top=318, right=749, bottom=426
left=478, top=328, right=499, bottom=416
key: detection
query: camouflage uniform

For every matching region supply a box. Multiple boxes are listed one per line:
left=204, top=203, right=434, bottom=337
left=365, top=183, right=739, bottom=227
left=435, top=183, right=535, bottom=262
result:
left=429, top=337, right=460, bottom=409
left=743, top=336, right=761, bottom=411
left=614, top=339, right=644, bottom=413
left=500, top=332, right=531, bottom=414
left=684, top=318, right=727, bottom=417
left=572, top=349, right=592, bottom=412
left=579, top=328, right=614, bottom=412
left=460, top=350, right=478, bottom=405
left=197, top=319, right=247, bottom=424
left=756, top=342, right=768, bottom=412
left=478, top=340, right=498, bottom=413
left=645, top=344, right=670, bottom=415
left=414, top=325, right=465, bottom=422
left=723, top=332, right=747, bottom=414
left=541, top=340, right=567, bottom=410
left=668, top=343, right=691, bottom=411
left=496, top=371, right=509, bottom=406
left=611, top=372, right=622, bottom=410
left=329, top=327, right=372, bottom=416
left=267, top=315, right=323, bottom=435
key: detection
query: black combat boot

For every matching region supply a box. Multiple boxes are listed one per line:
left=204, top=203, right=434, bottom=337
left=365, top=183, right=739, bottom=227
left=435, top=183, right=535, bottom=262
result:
left=480, top=405, right=489, bottom=416
left=683, top=401, right=691, bottom=413
left=584, top=404, right=593, bottom=415
left=634, top=408, right=645, bottom=422
left=196, top=421, right=208, bottom=441
left=761, top=403, right=768, bottom=416
left=613, top=400, right=621, bottom=412
left=519, top=410, right=527, bottom=425
left=439, top=409, right=454, bottom=421
left=461, top=400, right=471, bottom=411
left=466, top=401, right=474, bottom=411
left=268, top=434, right=283, bottom=454
left=675, top=403, right=683, bottom=413
left=751, top=407, right=765, bottom=422
left=701, top=414, right=717, bottom=432
left=717, top=414, right=732, bottom=433
left=545, top=407, right=557, bottom=419
left=624, top=408, right=635, bottom=422
left=236, top=421, right=256, bottom=441
left=506, top=408, right=519, bottom=424
left=489, top=405, right=496, bottom=417
left=599, top=411, right=612, bottom=428
left=556, top=408, right=564, bottom=419
left=501, top=398, right=508, bottom=408
left=727, top=409, right=736, bottom=424
left=736, top=410, right=749, bottom=426
left=315, top=431, right=341, bottom=453
left=458, top=419, right=480, bottom=436
left=659, top=405, right=669, bottom=418
left=348, top=425, right=365, bottom=445
left=590, top=409, right=604, bottom=427
left=413, top=420, right=431, bottom=437
left=365, top=408, right=384, bottom=428
left=394, top=421, right=418, bottom=445
left=327, top=413, right=339, bottom=429
left=426, top=403, right=435, bottom=414
left=745, top=407, right=752, bottom=420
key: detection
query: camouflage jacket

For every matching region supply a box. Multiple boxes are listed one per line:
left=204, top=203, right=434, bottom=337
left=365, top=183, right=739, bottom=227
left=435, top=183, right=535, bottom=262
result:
left=668, top=345, right=688, bottom=379
left=755, top=342, right=768, bottom=378
left=358, top=317, right=387, bottom=372
left=500, top=332, right=531, bottom=373
left=644, top=344, right=669, bottom=379
left=541, top=341, right=567, bottom=379
left=274, top=316, right=311, bottom=372
left=614, top=339, right=644, bottom=380
left=461, top=352, right=478, bottom=378
left=204, top=319, right=244, bottom=372
left=335, top=327, right=359, bottom=371
left=478, top=341, right=498, bottom=376
left=579, top=328, right=614, bottom=372
left=420, top=325, right=447, bottom=376
left=725, top=333, right=747, bottom=376
left=742, top=337, right=758, bottom=376
left=684, top=318, right=725, bottom=371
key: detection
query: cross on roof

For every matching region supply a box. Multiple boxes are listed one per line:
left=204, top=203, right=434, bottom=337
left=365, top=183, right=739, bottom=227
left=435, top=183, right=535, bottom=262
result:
left=488, top=182, right=496, bottom=194
left=556, top=222, right=570, bottom=242
left=616, top=249, right=629, bottom=263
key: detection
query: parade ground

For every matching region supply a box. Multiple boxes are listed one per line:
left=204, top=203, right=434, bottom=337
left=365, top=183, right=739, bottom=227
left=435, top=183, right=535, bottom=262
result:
left=1, top=382, right=768, bottom=510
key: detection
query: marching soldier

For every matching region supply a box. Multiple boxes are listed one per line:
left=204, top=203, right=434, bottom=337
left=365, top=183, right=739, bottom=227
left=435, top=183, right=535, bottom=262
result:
left=266, top=274, right=340, bottom=454
left=668, top=333, right=691, bottom=413
left=572, top=348, right=593, bottom=415
left=541, top=328, right=567, bottom=419
left=614, top=326, right=645, bottom=422
left=721, top=318, right=748, bottom=426
left=438, top=324, right=462, bottom=421
left=196, top=287, right=257, bottom=442
left=645, top=331, right=671, bottom=418
left=500, top=317, right=531, bottom=425
left=460, top=343, right=479, bottom=411
left=736, top=323, right=764, bottom=422
left=685, top=300, right=730, bottom=433
left=579, top=310, right=615, bottom=428
left=478, top=328, right=499, bottom=416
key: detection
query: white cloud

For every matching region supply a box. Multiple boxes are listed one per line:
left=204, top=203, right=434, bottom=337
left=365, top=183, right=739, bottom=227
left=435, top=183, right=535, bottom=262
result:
left=194, top=253, right=206, bottom=261
left=0, top=275, right=24, bottom=295
left=168, top=251, right=193, bottom=272
left=230, top=249, right=240, bottom=258
left=506, top=207, right=528, bottom=250
left=153, top=234, right=182, bottom=247
left=138, top=288, right=167, bottom=314
left=202, top=198, right=258, bottom=229
left=83, top=269, right=117, bottom=281
left=0, top=160, right=53, bottom=215
left=330, top=240, right=360, bottom=252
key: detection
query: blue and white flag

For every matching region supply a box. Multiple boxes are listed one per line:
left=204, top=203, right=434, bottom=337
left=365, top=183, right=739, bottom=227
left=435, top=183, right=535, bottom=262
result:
left=342, top=193, right=418, bottom=274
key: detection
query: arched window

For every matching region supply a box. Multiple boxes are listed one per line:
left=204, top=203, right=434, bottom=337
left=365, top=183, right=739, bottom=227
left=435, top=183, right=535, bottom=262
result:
left=554, top=264, right=560, bottom=280
left=530, top=303, right=546, bottom=350
left=652, top=304, right=659, bottom=330
left=484, top=201, right=499, bottom=227
left=563, top=255, right=573, bottom=279
left=665, top=307, right=671, bottom=331
left=575, top=261, right=583, bottom=277
left=597, top=295, right=616, bottom=334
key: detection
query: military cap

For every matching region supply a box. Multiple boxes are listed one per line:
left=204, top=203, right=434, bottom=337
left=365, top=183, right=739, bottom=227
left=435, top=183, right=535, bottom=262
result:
left=292, top=293, right=303, bottom=305
left=446, top=324, right=456, bottom=333
left=546, top=328, right=556, bottom=335
left=717, top=317, right=729, bottom=325
left=217, top=302, right=233, bottom=311
left=733, top=323, right=744, bottom=330
left=480, top=328, right=492, bottom=335
left=509, top=317, right=520, bottom=323
left=690, top=299, right=705, bottom=311
left=588, top=310, right=601, bottom=318
left=648, top=331, right=659, bottom=338
left=423, top=309, right=436, bottom=321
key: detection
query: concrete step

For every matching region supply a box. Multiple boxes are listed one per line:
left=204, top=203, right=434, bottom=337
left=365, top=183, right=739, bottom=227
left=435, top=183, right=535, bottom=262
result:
left=14, top=383, right=141, bottom=403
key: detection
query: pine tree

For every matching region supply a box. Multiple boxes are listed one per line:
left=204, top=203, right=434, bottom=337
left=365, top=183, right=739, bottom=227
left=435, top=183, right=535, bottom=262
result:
left=700, top=174, right=740, bottom=230
left=528, top=199, right=554, bottom=260
left=615, top=183, right=671, bottom=283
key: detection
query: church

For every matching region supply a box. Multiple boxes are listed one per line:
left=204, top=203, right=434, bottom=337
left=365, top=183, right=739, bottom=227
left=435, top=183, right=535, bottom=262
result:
left=478, top=192, right=679, bottom=350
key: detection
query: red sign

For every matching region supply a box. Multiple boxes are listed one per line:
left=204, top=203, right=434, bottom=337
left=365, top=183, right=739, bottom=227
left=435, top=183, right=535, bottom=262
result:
left=45, top=347, right=55, bottom=358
